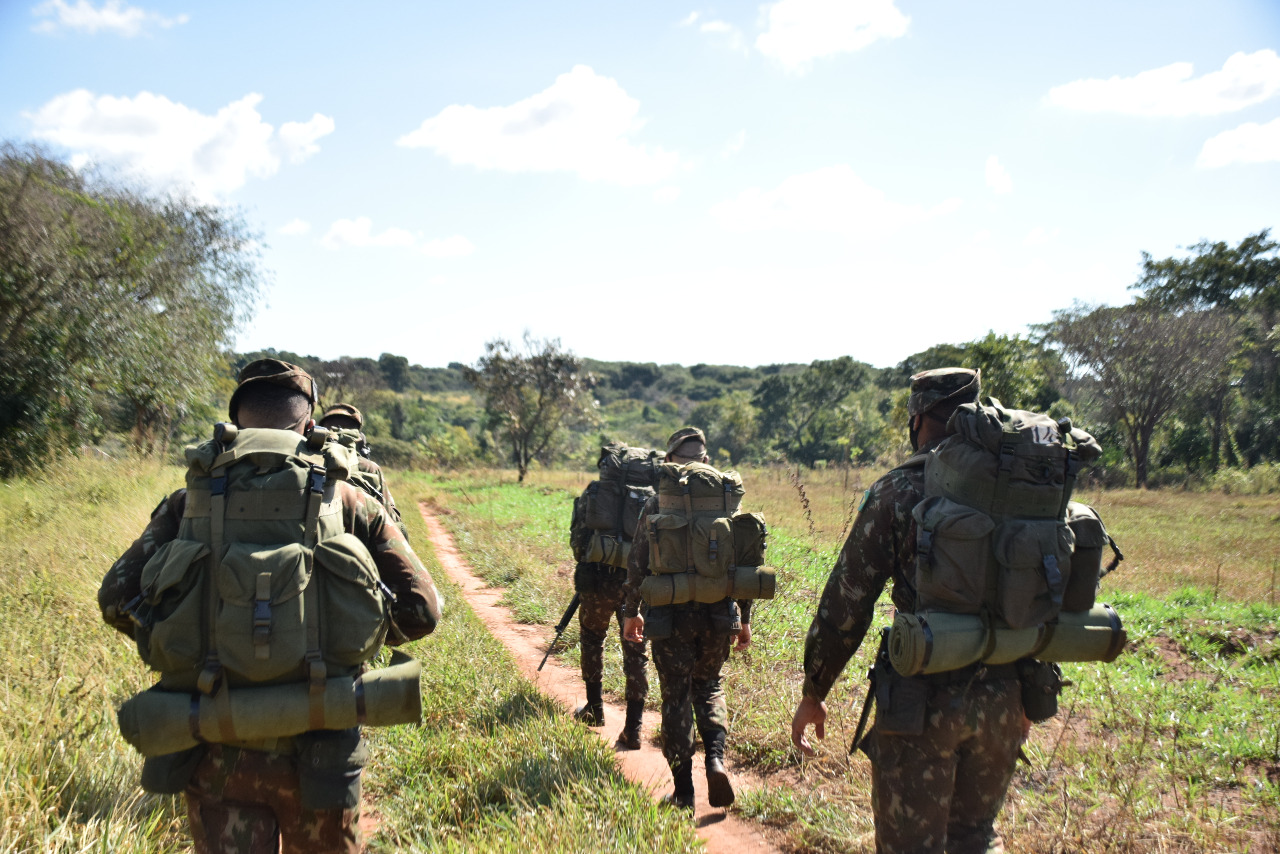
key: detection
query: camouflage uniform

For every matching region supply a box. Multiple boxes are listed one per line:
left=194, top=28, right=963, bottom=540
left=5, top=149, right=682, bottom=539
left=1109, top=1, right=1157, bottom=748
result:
left=802, top=445, right=1023, bottom=854
left=318, top=405, right=408, bottom=542
left=625, top=495, right=750, bottom=770
left=574, top=562, right=648, bottom=702
left=100, top=362, right=443, bottom=854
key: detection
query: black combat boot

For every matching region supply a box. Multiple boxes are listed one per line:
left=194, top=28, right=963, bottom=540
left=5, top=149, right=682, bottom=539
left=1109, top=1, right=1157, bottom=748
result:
left=615, top=700, right=644, bottom=750
left=661, top=759, right=695, bottom=811
left=573, top=680, right=604, bottom=727
left=704, top=730, right=735, bottom=808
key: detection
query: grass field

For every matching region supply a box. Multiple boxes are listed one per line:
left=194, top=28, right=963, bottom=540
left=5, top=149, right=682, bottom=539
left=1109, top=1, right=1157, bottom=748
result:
left=0, top=458, right=700, bottom=853
left=411, top=464, right=1280, bottom=854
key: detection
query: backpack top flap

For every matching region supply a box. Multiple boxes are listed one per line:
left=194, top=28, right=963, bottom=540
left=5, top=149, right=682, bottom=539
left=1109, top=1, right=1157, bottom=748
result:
left=930, top=402, right=1097, bottom=520
left=656, top=462, right=744, bottom=512
left=598, top=442, right=662, bottom=488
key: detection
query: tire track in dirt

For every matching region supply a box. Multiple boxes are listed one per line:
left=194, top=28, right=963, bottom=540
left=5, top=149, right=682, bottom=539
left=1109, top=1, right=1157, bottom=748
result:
left=418, top=504, right=782, bottom=854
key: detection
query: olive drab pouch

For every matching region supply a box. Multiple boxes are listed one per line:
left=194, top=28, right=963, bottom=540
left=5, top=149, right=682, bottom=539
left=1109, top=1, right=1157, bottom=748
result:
left=139, top=745, right=206, bottom=795
left=873, top=658, right=927, bottom=737
left=1063, top=501, right=1123, bottom=612
left=296, top=728, right=369, bottom=811
left=1017, top=659, right=1069, bottom=722
left=135, top=538, right=211, bottom=673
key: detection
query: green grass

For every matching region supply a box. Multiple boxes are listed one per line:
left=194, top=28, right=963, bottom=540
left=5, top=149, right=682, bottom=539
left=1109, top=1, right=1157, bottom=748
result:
left=420, top=465, right=1280, bottom=854
left=0, top=458, right=701, bottom=853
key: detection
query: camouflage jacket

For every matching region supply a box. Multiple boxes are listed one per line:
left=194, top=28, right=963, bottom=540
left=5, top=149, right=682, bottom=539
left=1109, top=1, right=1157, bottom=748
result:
left=99, top=482, right=443, bottom=643
left=624, top=495, right=753, bottom=624
left=801, top=446, right=935, bottom=702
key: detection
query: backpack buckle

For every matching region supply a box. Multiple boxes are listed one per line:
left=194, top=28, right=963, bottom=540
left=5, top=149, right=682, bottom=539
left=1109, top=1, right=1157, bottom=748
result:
left=209, top=474, right=228, bottom=496
left=308, top=465, right=326, bottom=495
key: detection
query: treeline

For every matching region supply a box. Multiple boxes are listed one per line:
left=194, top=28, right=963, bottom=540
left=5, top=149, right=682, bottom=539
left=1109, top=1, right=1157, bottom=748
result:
left=3, top=143, right=1277, bottom=489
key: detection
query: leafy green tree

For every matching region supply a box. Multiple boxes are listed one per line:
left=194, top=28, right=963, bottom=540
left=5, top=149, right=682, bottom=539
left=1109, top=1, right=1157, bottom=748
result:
left=1136, top=230, right=1280, bottom=466
left=0, top=143, right=261, bottom=473
left=689, top=391, right=758, bottom=464
left=752, top=356, right=868, bottom=466
left=884, top=334, right=1061, bottom=410
left=379, top=352, right=411, bottom=393
left=464, top=334, right=596, bottom=481
left=1045, top=303, right=1238, bottom=488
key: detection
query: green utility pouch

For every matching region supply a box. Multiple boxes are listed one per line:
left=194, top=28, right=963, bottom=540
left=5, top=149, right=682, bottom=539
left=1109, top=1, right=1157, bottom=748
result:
left=139, top=744, right=206, bottom=794
left=874, top=658, right=927, bottom=737
left=642, top=605, right=673, bottom=640
left=1017, top=659, right=1068, bottom=722
left=296, top=728, right=369, bottom=811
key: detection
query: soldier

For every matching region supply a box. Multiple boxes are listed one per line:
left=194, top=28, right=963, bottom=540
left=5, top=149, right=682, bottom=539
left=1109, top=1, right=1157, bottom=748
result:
left=572, top=537, right=650, bottom=750
left=623, top=427, right=751, bottom=811
left=790, top=368, right=1030, bottom=854
left=99, top=359, right=444, bottom=854
left=316, top=402, right=408, bottom=541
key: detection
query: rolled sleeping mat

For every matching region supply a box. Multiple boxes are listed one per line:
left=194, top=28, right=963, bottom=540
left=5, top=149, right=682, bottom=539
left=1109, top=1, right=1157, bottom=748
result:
left=889, top=605, right=1127, bottom=676
left=639, top=566, right=777, bottom=607
left=584, top=532, right=630, bottom=569
left=117, top=651, right=422, bottom=757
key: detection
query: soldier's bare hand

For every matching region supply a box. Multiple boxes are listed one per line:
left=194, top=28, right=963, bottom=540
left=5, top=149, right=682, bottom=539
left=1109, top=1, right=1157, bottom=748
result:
left=733, top=623, right=752, bottom=651
left=791, top=695, right=827, bottom=756
left=623, top=615, right=645, bottom=644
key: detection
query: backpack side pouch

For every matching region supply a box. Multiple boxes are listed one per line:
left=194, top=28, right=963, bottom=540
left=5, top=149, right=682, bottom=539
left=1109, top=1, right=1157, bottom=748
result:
left=648, top=513, right=689, bottom=573
left=731, top=512, right=768, bottom=567
left=296, top=728, right=368, bottom=811
left=691, top=513, right=735, bottom=579
left=912, top=496, right=994, bottom=615
left=137, top=538, right=211, bottom=673
left=1063, top=502, right=1107, bottom=612
left=992, top=519, right=1074, bottom=629
left=314, top=533, right=388, bottom=667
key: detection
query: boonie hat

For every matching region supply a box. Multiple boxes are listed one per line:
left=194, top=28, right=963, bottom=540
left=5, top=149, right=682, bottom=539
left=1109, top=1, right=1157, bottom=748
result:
left=318, top=403, right=364, bottom=429
left=908, top=367, right=980, bottom=417
left=666, top=426, right=707, bottom=458
left=228, top=358, right=319, bottom=421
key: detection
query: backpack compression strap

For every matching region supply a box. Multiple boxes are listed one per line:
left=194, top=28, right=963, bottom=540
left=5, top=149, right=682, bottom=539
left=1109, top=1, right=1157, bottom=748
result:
left=302, top=463, right=329, bottom=731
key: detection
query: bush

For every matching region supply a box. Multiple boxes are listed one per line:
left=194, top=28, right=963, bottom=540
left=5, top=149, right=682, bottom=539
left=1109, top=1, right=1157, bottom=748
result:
left=1208, top=463, right=1280, bottom=494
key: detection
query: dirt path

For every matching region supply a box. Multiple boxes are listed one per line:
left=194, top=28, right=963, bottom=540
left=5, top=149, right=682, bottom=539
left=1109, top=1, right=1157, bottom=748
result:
left=419, top=504, right=783, bottom=854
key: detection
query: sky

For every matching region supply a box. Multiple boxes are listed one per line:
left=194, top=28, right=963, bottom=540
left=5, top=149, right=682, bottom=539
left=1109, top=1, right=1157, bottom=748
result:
left=2, top=0, right=1278, bottom=371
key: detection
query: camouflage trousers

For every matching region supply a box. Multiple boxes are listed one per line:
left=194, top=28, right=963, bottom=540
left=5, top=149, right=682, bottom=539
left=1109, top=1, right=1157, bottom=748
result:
left=861, top=673, right=1023, bottom=854
left=185, top=744, right=361, bottom=854
left=648, top=606, right=732, bottom=768
left=575, top=564, right=648, bottom=702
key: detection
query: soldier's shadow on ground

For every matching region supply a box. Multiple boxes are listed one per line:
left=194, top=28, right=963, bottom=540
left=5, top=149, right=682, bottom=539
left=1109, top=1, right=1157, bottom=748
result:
left=469, top=687, right=560, bottom=731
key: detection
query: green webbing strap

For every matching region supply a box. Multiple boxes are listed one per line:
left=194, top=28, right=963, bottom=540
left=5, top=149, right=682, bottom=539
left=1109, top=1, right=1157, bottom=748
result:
left=212, top=681, right=236, bottom=742
left=681, top=477, right=696, bottom=574
left=304, top=574, right=327, bottom=731
left=304, top=464, right=326, bottom=547
left=991, top=433, right=1019, bottom=518
left=198, top=463, right=229, bottom=697
left=978, top=608, right=999, bottom=663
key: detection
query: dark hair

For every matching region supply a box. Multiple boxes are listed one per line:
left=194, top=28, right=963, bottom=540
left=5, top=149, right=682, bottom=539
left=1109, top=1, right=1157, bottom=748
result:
left=235, top=384, right=313, bottom=428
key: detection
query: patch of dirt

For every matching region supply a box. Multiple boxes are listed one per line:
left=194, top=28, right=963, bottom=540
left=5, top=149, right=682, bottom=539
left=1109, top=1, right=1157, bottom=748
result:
left=419, top=503, right=784, bottom=854
left=1147, top=635, right=1204, bottom=681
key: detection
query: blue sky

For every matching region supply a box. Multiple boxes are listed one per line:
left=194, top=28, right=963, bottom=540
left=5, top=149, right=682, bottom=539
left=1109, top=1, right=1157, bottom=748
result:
left=2, top=1, right=1278, bottom=370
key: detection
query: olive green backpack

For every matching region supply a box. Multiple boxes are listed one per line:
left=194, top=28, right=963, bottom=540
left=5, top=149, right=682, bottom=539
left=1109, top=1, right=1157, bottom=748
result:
left=569, top=443, right=661, bottom=569
left=639, top=461, right=775, bottom=606
left=131, top=425, right=392, bottom=695
left=889, top=401, right=1127, bottom=675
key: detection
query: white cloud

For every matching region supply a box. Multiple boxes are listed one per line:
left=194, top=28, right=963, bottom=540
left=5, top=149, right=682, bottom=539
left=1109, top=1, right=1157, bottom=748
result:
left=321, top=217, right=474, bottom=258
left=985, top=155, right=1012, bottom=194
left=711, top=165, right=960, bottom=236
left=653, top=186, right=682, bottom=203
left=756, top=0, right=909, bottom=73
left=24, top=90, right=333, bottom=200
left=1047, top=50, right=1280, bottom=117
left=1198, top=117, right=1280, bottom=168
left=396, top=65, right=682, bottom=186
left=32, top=0, right=188, bottom=37
left=721, top=129, right=746, bottom=158
left=279, top=218, right=311, bottom=236
left=679, top=11, right=699, bottom=27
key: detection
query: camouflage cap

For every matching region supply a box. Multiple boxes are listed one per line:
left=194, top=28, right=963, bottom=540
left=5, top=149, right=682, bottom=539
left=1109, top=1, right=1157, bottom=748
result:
left=907, top=367, right=980, bottom=417
left=666, top=426, right=707, bottom=458
left=318, top=402, right=363, bottom=429
left=228, top=358, right=319, bottom=421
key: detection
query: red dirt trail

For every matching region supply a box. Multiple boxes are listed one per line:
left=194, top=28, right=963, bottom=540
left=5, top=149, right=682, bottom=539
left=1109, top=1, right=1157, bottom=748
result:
left=418, top=504, right=783, bottom=854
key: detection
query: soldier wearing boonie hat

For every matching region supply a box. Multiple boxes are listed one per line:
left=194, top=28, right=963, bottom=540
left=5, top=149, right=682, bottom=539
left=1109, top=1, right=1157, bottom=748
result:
left=792, top=367, right=1024, bottom=853
left=317, top=402, right=408, bottom=540
left=98, top=356, right=443, bottom=854
left=623, top=426, right=753, bottom=812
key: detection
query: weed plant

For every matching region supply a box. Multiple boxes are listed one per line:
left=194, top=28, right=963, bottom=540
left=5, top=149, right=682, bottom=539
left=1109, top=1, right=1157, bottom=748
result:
left=424, top=464, right=1280, bottom=853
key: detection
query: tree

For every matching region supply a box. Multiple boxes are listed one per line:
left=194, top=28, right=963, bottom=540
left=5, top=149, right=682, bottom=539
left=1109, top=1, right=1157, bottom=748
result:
left=379, top=352, right=411, bottom=393
left=752, top=356, right=868, bottom=466
left=0, top=143, right=261, bottom=472
left=885, top=333, right=1062, bottom=410
left=464, top=334, right=595, bottom=481
left=1045, top=303, right=1238, bottom=488
left=1136, top=231, right=1280, bottom=466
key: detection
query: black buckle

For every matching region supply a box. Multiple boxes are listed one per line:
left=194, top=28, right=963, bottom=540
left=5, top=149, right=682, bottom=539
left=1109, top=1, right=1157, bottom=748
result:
left=209, top=475, right=228, bottom=496
left=308, top=466, right=325, bottom=494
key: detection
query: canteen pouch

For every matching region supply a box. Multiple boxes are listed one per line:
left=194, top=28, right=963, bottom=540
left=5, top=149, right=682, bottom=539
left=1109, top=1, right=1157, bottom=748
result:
left=296, top=728, right=369, bottom=811
left=1017, top=659, right=1066, bottom=723
left=1063, top=502, right=1113, bottom=612
left=135, top=538, right=211, bottom=673
left=874, top=658, right=927, bottom=737
left=139, top=745, right=206, bottom=794
left=642, top=604, right=673, bottom=640
left=731, top=512, right=768, bottom=567
left=573, top=561, right=599, bottom=595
